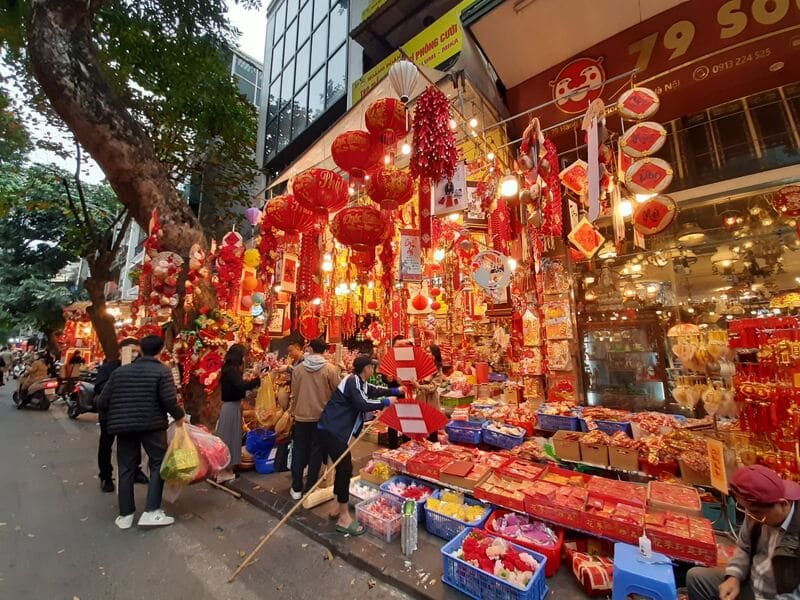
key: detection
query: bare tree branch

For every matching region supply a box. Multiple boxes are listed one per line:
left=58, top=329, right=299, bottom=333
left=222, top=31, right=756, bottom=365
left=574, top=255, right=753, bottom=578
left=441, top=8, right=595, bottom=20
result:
left=73, top=141, right=99, bottom=244
left=110, top=211, right=132, bottom=256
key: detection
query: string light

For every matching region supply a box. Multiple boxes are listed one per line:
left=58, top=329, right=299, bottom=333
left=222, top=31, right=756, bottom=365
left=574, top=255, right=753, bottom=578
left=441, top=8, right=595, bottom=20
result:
left=401, top=143, right=411, bottom=155
left=274, top=285, right=282, bottom=293
left=433, top=248, right=445, bottom=261
left=311, top=297, right=322, bottom=305
left=448, top=118, right=457, bottom=130
left=486, top=152, right=495, bottom=161
left=620, top=200, right=633, bottom=217
left=507, top=258, right=517, bottom=271
left=448, top=212, right=460, bottom=222
left=500, top=173, right=518, bottom=197
left=383, top=154, right=391, bottom=165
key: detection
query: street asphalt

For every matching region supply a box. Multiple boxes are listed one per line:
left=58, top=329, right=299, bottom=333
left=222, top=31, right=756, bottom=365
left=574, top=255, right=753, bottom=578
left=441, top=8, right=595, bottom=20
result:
left=0, top=382, right=411, bottom=600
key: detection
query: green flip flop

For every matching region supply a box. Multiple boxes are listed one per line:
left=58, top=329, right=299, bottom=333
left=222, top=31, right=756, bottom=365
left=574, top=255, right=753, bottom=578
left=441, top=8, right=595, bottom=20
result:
left=335, top=521, right=366, bottom=536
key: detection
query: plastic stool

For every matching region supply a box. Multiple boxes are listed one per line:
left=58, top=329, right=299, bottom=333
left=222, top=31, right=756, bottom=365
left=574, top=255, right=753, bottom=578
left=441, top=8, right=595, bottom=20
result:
left=612, top=542, right=677, bottom=600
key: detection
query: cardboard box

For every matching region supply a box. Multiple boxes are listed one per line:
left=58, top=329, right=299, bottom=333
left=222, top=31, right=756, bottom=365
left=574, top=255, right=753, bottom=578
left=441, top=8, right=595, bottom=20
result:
left=679, top=459, right=711, bottom=487
left=609, top=445, right=639, bottom=472
left=580, top=440, right=609, bottom=467
left=359, top=465, right=394, bottom=486
left=440, top=461, right=491, bottom=490
left=552, top=430, right=582, bottom=462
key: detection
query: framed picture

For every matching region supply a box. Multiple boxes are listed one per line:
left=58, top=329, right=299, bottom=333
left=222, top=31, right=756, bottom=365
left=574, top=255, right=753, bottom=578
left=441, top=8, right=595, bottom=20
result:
left=279, top=252, right=298, bottom=293
left=433, top=162, right=468, bottom=216
left=486, top=286, right=513, bottom=317
left=465, top=181, right=488, bottom=229
left=268, top=304, right=287, bottom=336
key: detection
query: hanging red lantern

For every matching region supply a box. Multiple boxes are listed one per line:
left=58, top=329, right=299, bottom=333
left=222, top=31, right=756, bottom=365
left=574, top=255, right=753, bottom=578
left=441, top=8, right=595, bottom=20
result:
left=365, top=97, right=408, bottom=151
left=411, top=293, right=429, bottom=311
left=263, top=194, right=317, bottom=238
left=367, top=300, right=378, bottom=311
left=292, top=168, right=349, bottom=216
left=366, top=166, right=414, bottom=210
left=331, top=131, right=383, bottom=183
left=430, top=287, right=442, bottom=298
left=430, top=301, right=441, bottom=311
left=331, top=206, right=390, bottom=252
left=352, top=249, right=376, bottom=272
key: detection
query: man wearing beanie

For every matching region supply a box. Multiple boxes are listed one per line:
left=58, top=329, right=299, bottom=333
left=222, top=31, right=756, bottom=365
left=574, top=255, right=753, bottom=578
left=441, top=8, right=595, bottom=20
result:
left=687, top=464, right=800, bottom=600
left=317, top=355, right=406, bottom=536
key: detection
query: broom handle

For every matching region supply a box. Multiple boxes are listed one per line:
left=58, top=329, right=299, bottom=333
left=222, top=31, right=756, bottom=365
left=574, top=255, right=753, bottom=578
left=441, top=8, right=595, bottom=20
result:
left=228, top=409, right=385, bottom=583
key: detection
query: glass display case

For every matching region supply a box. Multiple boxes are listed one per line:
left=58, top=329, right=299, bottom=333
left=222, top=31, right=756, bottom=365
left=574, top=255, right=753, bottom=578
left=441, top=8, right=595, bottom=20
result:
left=581, top=314, right=669, bottom=410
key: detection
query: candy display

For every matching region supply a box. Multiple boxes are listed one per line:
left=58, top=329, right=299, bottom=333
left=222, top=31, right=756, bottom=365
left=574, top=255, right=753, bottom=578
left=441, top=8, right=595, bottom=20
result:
left=426, top=496, right=487, bottom=524
left=350, top=480, right=380, bottom=503
left=490, top=513, right=558, bottom=548
left=452, top=530, right=540, bottom=589
left=384, top=479, right=435, bottom=501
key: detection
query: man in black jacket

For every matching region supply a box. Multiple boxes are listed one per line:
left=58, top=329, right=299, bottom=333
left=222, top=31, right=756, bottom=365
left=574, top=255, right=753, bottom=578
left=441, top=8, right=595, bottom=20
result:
left=97, top=335, right=185, bottom=530
left=95, top=338, right=148, bottom=493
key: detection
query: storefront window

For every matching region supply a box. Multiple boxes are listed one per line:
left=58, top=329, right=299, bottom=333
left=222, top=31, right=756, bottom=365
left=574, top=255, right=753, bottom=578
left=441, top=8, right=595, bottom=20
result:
left=750, top=90, right=795, bottom=163
left=328, top=1, right=348, bottom=52
left=326, top=44, right=346, bottom=107
left=311, top=20, right=328, bottom=73
left=308, top=68, right=326, bottom=122
left=313, top=0, right=327, bottom=26
left=295, top=41, right=310, bottom=89
left=298, top=1, right=312, bottom=41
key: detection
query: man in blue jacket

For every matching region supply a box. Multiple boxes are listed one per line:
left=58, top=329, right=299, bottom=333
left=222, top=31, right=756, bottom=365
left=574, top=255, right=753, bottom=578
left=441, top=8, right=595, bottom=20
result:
left=317, top=355, right=405, bottom=535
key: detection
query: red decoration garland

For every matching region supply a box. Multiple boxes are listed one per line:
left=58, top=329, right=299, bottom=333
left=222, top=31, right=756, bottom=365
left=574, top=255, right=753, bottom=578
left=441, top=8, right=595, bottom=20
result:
left=214, top=232, right=244, bottom=310
left=297, top=224, right=321, bottom=301
left=379, top=239, right=396, bottom=305
left=540, top=138, right=563, bottom=239
left=410, top=86, right=458, bottom=182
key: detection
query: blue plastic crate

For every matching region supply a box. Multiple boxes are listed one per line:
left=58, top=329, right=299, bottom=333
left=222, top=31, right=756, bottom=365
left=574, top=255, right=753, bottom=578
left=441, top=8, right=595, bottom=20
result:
left=482, top=422, right=526, bottom=450
left=446, top=420, right=483, bottom=445
left=579, top=418, right=632, bottom=436
left=380, top=475, right=439, bottom=522
left=442, top=528, right=549, bottom=600
left=424, top=490, right=492, bottom=541
left=536, top=407, right=581, bottom=432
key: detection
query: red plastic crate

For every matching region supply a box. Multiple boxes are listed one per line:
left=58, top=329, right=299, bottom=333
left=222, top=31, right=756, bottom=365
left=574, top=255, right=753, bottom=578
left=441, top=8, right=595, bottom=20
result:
left=484, top=509, right=564, bottom=577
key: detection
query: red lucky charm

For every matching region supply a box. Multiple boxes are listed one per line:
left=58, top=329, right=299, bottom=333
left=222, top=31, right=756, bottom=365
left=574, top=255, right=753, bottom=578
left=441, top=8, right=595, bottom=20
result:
left=292, top=168, right=349, bottom=216
left=430, top=300, right=441, bottom=311
left=625, top=158, right=674, bottom=195
left=430, top=287, right=441, bottom=298
left=215, top=231, right=244, bottom=310
left=331, top=130, right=383, bottom=184
left=619, top=122, right=667, bottom=158
left=617, top=87, right=660, bottom=120
left=568, top=217, right=606, bottom=259
left=366, top=166, right=414, bottom=210
left=379, top=240, right=396, bottom=303
left=297, top=225, right=322, bottom=301
left=365, top=97, right=408, bottom=152
left=409, top=86, right=458, bottom=183
left=366, top=300, right=378, bottom=311
left=331, top=206, right=390, bottom=252
left=299, top=305, right=323, bottom=340
left=632, top=194, right=678, bottom=235
left=771, top=185, right=800, bottom=217
left=263, top=194, right=318, bottom=240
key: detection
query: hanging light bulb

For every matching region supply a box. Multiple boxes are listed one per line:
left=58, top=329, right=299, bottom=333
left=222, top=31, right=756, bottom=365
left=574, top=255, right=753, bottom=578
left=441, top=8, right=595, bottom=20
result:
left=500, top=173, right=519, bottom=197
left=448, top=212, right=460, bottom=222
left=383, top=154, right=391, bottom=165
left=349, top=281, right=357, bottom=291
left=449, top=118, right=457, bottom=130
left=367, top=280, right=375, bottom=289
left=311, top=297, right=322, bottom=305
left=486, top=152, right=495, bottom=161
left=274, top=284, right=282, bottom=293
left=469, top=117, right=478, bottom=129
left=401, top=143, right=411, bottom=155
left=507, top=258, right=517, bottom=271
left=348, top=186, right=355, bottom=195
left=620, top=200, right=633, bottom=217
left=433, top=248, right=445, bottom=262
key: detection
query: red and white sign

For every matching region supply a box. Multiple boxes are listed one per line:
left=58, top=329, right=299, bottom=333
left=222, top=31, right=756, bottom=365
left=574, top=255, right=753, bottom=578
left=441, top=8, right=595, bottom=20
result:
left=399, top=229, right=423, bottom=281
left=617, top=87, right=660, bottom=120
left=620, top=121, right=667, bottom=157
left=632, top=194, right=677, bottom=235
left=550, top=57, right=605, bottom=115
left=625, top=158, right=673, bottom=195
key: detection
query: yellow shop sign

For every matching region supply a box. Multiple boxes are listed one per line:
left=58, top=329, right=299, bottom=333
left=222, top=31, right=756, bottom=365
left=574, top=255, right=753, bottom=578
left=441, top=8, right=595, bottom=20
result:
left=352, top=0, right=474, bottom=104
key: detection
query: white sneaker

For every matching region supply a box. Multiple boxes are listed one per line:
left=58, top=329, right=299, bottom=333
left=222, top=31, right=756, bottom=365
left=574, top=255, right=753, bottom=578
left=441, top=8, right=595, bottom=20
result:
left=137, top=509, right=175, bottom=527
left=289, top=488, right=303, bottom=500
left=115, top=514, right=135, bottom=530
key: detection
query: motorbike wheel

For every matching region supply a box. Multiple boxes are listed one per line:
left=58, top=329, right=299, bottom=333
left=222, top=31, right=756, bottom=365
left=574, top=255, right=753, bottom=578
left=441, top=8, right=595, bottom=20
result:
left=67, top=402, right=80, bottom=419
left=13, top=391, right=23, bottom=409
left=30, top=392, right=50, bottom=411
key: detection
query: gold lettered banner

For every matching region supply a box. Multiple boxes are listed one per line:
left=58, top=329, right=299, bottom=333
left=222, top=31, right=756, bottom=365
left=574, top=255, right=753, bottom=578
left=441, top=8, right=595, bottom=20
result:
left=351, top=0, right=475, bottom=103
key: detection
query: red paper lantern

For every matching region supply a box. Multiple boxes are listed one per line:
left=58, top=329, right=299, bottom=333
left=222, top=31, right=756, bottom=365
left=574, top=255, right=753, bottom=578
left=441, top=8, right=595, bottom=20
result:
left=242, top=273, right=258, bottom=292
left=292, top=168, right=349, bottom=215
left=331, top=206, right=390, bottom=252
left=367, top=300, right=378, bottom=311
left=430, top=301, right=441, bottom=311
left=366, top=166, right=414, bottom=210
left=331, top=131, right=383, bottom=182
left=352, top=249, right=376, bottom=271
left=430, top=287, right=441, bottom=298
left=411, top=293, right=429, bottom=311
left=365, top=98, right=408, bottom=149
left=263, top=194, right=317, bottom=236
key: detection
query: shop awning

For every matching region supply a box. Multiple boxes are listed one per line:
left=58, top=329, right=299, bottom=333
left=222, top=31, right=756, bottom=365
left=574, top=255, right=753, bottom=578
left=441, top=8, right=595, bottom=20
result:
left=463, top=0, right=687, bottom=89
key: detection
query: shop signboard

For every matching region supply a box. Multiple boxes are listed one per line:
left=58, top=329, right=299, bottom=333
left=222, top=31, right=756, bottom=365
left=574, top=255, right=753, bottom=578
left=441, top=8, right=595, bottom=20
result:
left=506, top=0, right=800, bottom=136
left=361, top=0, right=389, bottom=22
left=707, top=438, right=729, bottom=494
left=399, top=229, right=423, bottom=281
left=351, top=0, right=475, bottom=103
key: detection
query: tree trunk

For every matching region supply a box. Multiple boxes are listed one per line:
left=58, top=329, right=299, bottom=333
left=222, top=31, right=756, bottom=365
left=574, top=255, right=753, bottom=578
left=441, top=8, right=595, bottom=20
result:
left=84, top=256, right=120, bottom=363
left=27, top=0, right=217, bottom=425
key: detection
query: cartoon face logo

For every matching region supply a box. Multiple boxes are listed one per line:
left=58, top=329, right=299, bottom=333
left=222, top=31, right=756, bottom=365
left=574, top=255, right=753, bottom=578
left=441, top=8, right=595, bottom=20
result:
left=550, top=57, right=605, bottom=114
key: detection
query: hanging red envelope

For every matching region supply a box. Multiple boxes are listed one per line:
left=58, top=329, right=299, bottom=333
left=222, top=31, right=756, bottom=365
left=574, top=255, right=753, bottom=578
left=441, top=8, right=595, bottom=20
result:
left=625, top=158, right=673, bottom=195
left=617, top=87, right=660, bottom=120
left=632, top=194, right=678, bottom=235
left=568, top=217, right=606, bottom=259
left=619, top=122, right=667, bottom=157
left=771, top=185, right=800, bottom=217
left=559, top=159, right=588, bottom=196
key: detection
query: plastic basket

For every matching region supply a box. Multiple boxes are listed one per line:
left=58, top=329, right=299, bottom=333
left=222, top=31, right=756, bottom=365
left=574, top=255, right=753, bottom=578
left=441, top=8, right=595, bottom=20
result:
left=380, top=475, right=439, bottom=522
left=253, top=455, right=275, bottom=474
left=424, top=490, right=492, bottom=541
left=535, top=408, right=580, bottom=432
left=446, top=420, right=483, bottom=445
left=442, top=528, right=549, bottom=600
left=349, top=477, right=380, bottom=507
left=245, top=428, right=277, bottom=455
left=355, top=494, right=403, bottom=543
left=482, top=422, right=526, bottom=450
left=484, top=509, right=564, bottom=578
left=579, top=418, right=632, bottom=436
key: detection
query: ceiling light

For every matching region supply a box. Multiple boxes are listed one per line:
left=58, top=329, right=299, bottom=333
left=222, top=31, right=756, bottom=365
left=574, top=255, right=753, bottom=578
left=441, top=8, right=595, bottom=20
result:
left=677, top=222, right=706, bottom=244
left=584, top=289, right=597, bottom=301
left=469, top=117, right=478, bottom=128
left=500, top=174, right=519, bottom=197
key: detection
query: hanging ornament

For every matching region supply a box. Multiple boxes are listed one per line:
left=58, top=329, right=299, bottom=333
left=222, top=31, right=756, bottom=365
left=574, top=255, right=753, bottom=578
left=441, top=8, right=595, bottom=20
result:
left=244, top=207, right=262, bottom=226
left=409, top=86, right=458, bottom=183
left=489, top=198, right=513, bottom=254
left=263, top=194, right=318, bottom=240
left=411, top=293, right=430, bottom=311
left=632, top=194, right=678, bottom=235
left=388, top=59, right=419, bottom=104
left=297, top=223, right=322, bottom=301
left=299, top=305, right=323, bottom=340
left=184, top=243, right=207, bottom=313
left=292, top=168, right=349, bottom=216
left=366, top=165, right=414, bottom=210
left=471, top=250, right=512, bottom=292
left=617, top=87, right=660, bottom=120
left=539, top=138, right=563, bottom=239
left=379, top=238, right=396, bottom=304
left=243, top=248, right=261, bottom=269
left=625, top=158, right=674, bottom=195
left=331, top=206, right=390, bottom=252
left=365, top=98, right=408, bottom=154
left=620, top=122, right=667, bottom=158
left=214, top=231, right=244, bottom=310
left=331, top=130, right=383, bottom=184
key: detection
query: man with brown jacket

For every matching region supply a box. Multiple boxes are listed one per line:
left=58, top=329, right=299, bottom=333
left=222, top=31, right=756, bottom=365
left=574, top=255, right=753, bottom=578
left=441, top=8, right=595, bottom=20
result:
left=289, top=338, right=340, bottom=499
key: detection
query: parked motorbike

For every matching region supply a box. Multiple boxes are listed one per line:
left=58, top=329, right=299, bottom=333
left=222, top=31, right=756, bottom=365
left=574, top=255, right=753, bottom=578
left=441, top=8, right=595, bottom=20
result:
left=66, top=370, right=97, bottom=419
left=12, top=363, right=26, bottom=379
left=13, top=377, right=58, bottom=410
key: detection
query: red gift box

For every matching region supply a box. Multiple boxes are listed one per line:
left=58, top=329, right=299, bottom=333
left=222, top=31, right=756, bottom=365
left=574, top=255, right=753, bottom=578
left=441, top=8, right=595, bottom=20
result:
left=497, top=459, right=546, bottom=482
left=645, top=511, right=717, bottom=566
left=473, top=473, right=527, bottom=512
left=584, top=495, right=645, bottom=544
left=405, top=451, right=454, bottom=480
left=587, top=477, right=647, bottom=508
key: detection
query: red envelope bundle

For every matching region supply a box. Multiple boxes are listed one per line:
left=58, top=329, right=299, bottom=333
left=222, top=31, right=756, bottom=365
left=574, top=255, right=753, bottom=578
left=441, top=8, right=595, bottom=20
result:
left=587, top=477, right=647, bottom=508
left=498, top=459, right=547, bottom=482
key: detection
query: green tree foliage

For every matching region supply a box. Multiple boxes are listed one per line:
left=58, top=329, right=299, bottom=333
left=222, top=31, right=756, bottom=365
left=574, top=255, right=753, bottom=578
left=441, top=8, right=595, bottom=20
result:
left=0, top=89, right=30, bottom=167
